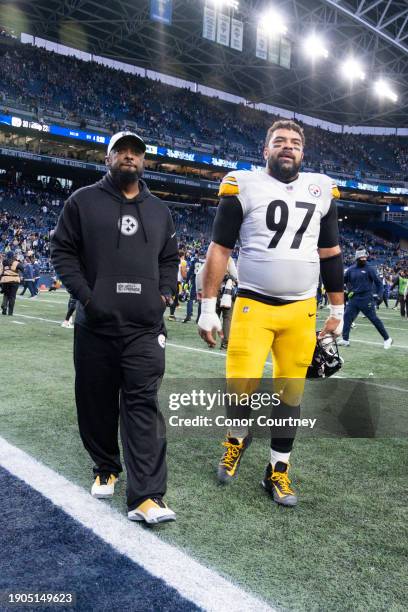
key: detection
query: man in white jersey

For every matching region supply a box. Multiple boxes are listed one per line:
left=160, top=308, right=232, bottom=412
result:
left=198, top=120, right=344, bottom=506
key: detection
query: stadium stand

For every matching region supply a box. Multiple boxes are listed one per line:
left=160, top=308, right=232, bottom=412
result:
left=1, top=37, right=408, bottom=181
left=1, top=179, right=406, bottom=283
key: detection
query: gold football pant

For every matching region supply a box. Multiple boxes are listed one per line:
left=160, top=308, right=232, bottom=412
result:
left=226, top=296, right=317, bottom=407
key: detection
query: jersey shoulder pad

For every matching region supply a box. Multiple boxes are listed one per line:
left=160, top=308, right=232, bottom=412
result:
left=218, top=170, right=254, bottom=197
left=331, top=184, right=340, bottom=199
left=329, top=177, right=340, bottom=199
left=218, top=173, right=240, bottom=197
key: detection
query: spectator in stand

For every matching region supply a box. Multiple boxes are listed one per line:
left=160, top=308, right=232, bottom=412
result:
left=1, top=37, right=408, bottom=178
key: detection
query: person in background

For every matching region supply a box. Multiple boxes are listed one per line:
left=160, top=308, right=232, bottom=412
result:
left=33, top=259, right=41, bottom=295
left=196, top=256, right=237, bottom=350
left=378, top=270, right=390, bottom=309
left=168, top=250, right=187, bottom=321
left=183, top=250, right=204, bottom=323
left=338, top=248, right=392, bottom=348
left=216, top=258, right=238, bottom=350
left=391, top=269, right=408, bottom=319
left=20, top=258, right=36, bottom=297
left=1, top=252, right=24, bottom=316
left=61, top=293, right=77, bottom=329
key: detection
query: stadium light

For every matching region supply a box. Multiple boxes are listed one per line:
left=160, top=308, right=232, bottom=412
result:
left=209, top=0, right=239, bottom=9
left=259, top=8, right=287, bottom=36
left=303, top=34, right=328, bottom=59
left=374, top=79, right=398, bottom=103
left=341, top=58, right=365, bottom=82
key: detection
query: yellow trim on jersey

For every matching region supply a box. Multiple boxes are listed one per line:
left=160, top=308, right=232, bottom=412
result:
left=226, top=296, right=317, bottom=406
left=218, top=174, right=239, bottom=197
left=331, top=184, right=340, bottom=199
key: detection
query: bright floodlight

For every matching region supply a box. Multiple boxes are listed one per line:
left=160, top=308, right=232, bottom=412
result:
left=341, top=58, right=365, bottom=81
left=259, top=9, right=287, bottom=36
left=210, top=0, right=239, bottom=9
left=374, top=79, right=398, bottom=103
left=303, top=34, right=328, bottom=59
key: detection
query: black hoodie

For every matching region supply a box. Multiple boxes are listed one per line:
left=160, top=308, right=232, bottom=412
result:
left=51, top=174, right=178, bottom=335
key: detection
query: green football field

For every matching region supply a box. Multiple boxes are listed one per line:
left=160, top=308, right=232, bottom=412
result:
left=1, top=291, right=407, bottom=611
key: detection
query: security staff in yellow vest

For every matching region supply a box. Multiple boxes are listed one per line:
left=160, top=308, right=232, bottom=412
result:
left=1, top=253, right=24, bottom=316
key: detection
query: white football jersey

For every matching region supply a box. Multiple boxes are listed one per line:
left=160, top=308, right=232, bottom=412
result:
left=218, top=169, right=338, bottom=301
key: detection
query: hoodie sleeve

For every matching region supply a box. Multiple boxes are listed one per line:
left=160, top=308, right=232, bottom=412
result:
left=50, top=197, right=92, bottom=305
left=159, top=211, right=178, bottom=296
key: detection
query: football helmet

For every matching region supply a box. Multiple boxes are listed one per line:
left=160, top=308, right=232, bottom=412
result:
left=306, top=333, right=343, bottom=379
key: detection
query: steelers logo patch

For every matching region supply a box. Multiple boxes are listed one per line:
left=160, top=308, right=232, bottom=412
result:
left=119, top=215, right=138, bottom=236
left=308, top=184, right=321, bottom=198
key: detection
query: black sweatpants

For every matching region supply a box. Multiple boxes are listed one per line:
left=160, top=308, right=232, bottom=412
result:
left=399, top=294, right=408, bottom=318
left=2, top=283, right=19, bottom=315
left=74, top=323, right=167, bottom=511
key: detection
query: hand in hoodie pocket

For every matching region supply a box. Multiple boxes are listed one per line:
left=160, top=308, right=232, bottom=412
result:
left=84, top=299, right=112, bottom=323
left=88, top=275, right=166, bottom=328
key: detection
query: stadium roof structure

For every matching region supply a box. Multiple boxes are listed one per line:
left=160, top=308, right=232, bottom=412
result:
left=8, top=0, right=408, bottom=127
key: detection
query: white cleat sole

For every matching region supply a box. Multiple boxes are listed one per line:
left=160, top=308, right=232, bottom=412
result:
left=91, top=491, right=114, bottom=499
left=128, top=511, right=176, bottom=524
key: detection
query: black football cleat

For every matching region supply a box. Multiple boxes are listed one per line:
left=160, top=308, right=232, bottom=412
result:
left=262, top=462, right=298, bottom=507
left=217, top=434, right=252, bottom=483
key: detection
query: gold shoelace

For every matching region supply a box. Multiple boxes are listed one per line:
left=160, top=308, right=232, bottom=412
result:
left=272, top=470, right=294, bottom=495
left=221, top=441, right=242, bottom=469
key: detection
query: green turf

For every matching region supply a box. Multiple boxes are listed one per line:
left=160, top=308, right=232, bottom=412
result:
left=0, top=292, right=407, bottom=611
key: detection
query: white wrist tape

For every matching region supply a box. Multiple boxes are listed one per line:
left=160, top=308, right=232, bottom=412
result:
left=201, top=297, right=217, bottom=314
left=198, top=298, right=222, bottom=333
left=329, top=304, right=344, bottom=319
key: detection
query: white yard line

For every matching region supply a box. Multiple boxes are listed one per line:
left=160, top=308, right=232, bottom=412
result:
left=167, top=342, right=227, bottom=358
left=17, top=296, right=67, bottom=305
left=353, top=322, right=408, bottom=332
left=345, top=337, right=408, bottom=349
left=0, top=437, right=273, bottom=612
left=15, top=314, right=62, bottom=324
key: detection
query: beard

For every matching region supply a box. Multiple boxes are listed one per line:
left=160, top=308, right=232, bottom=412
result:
left=357, top=259, right=367, bottom=267
left=110, top=165, right=143, bottom=189
left=267, top=155, right=301, bottom=182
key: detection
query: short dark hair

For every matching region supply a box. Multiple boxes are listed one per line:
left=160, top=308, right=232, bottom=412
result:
left=265, top=120, right=305, bottom=147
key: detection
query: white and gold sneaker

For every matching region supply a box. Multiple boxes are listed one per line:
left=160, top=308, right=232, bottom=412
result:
left=128, top=497, right=176, bottom=524
left=91, top=474, right=118, bottom=499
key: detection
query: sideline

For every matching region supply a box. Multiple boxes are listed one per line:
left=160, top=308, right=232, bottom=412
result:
left=0, top=437, right=273, bottom=612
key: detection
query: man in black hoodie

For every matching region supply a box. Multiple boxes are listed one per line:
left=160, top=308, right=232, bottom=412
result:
left=51, top=131, right=178, bottom=524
